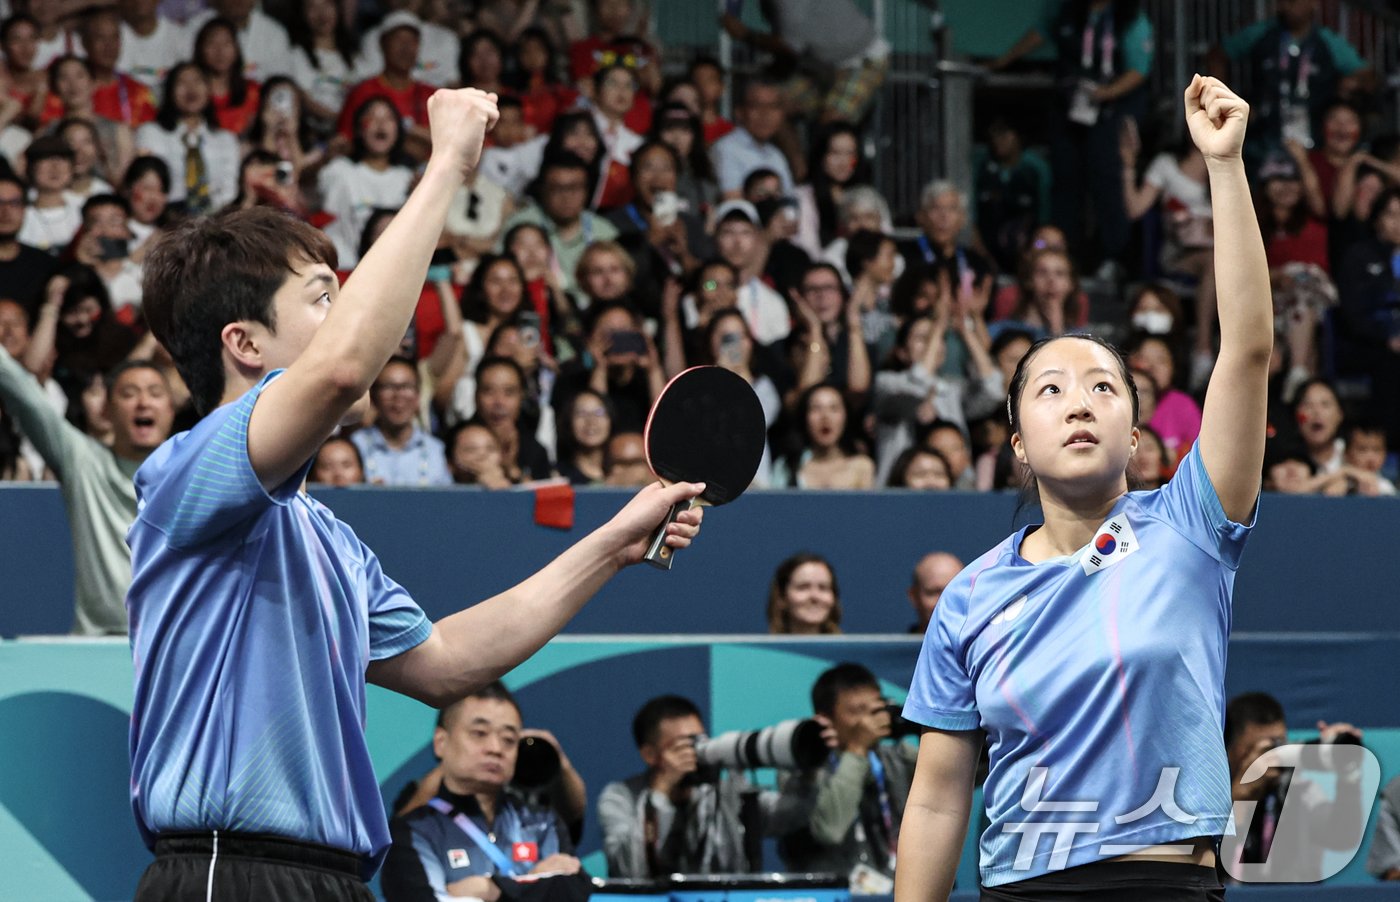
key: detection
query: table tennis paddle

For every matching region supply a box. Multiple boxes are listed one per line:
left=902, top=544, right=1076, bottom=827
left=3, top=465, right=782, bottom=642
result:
left=642, top=366, right=766, bottom=570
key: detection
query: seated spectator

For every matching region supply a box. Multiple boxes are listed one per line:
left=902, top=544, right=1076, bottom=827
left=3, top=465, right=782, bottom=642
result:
left=556, top=388, right=611, bottom=484
left=432, top=253, right=527, bottom=425
left=1222, top=692, right=1367, bottom=883
left=989, top=247, right=1084, bottom=341
left=1309, top=99, right=1363, bottom=217
left=229, top=147, right=305, bottom=214
left=1368, top=775, right=1400, bottom=881
left=974, top=117, right=1048, bottom=272
left=71, top=193, right=143, bottom=324
left=360, top=0, right=460, bottom=90
left=1, top=14, right=47, bottom=129
left=1336, top=186, right=1400, bottom=447
left=1125, top=283, right=1189, bottom=366
left=42, top=58, right=135, bottom=183
left=567, top=0, right=640, bottom=86
left=907, top=552, right=962, bottom=633
left=185, top=0, right=294, bottom=85
left=121, top=155, right=171, bottom=252
left=136, top=62, right=241, bottom=215
left=821, top=185, right=895, bottom=284
left=116, top=0, right=188, bottom=99
left=1127, top=332, right=1202, bottom=459
left=381, top=681, right=581, bottom=901
left=541, top=110, right=612, bottom=211
left=686, top=56, right=732, bottom=145
left=557, top=301, right=662, bottom=434
left=1259, top=150, right=1330, bottom=279
left=900, top=180, right=993, bottom=300
left=1261, top=437, right=1346, bottom=495
left=574, top=239, right=638, bottom=311
left=767, top=552, right=842, bottom=634
left=510, top=26, right=575, bottom=136
left=1342, top=418, right=1396, bottom=496
left=287, top=0, right=363, bottom=131
left=873, top=312, right=977, bottom=483
left=318, top=96, right=413, bottom=267
left=46, top=264, right=137, bottom=388
left=56, top=118, right=116, bottom=200
left=445, top=420, right=513, bottom=488
left=918, top=419, right=975, bottom=492
left=721, top=0, right=888, bottom=126
left=352, top=356, right=451, bottom=486
left=473, top=355, right=554, bottom=482
left=483, top=314, right=560, bottom=467
left=603, top=429, right=650, bottom=486
left=599, top=694, right=780, bottom=877
left=795, top=121, right=868, bottom=258
left=504, top=221, right=581, bottom=360
left=1209, top=0, right=1371, bottom=165
left=1293, top=376, right=1350, bottom=473
left=336, top=13, right=434, bottom=150
left=773, top=384, right=874, bottom=489
left=650, top=101, right=718, bottom=216
left=715, top=199, right=791, bottom=348
left=845, top=229, right=898, bottom=357
left=607, top=140, right=710, bottom=307
left=0, top=173, right=58, bottom=316
left=748, top=181, right=809, bottom=298
left=82, top=9, right=155, bottom=130
left=1131, top=423, right=1169, bottom=489
left=459, top=29, right=509, bottom=97
left=886, top=447, right=953, bottom=491
left=711, top=77, right=793, bottom=198
left=777, top=663, right=913, bottom=881
left=245, top=77, right=322, bottom=190
left=478, top=97, right=545, bottom=198
left=310, top=435, right=365, bottom=487
left=503, top=152, right=620, bottom=295
left=590, top=63, right=644, bottom=209
left=701, top=308, right=780, bottom=486
left=20, top=135, right=83, bottom=254
left=0, top=347, right=172, bottom=633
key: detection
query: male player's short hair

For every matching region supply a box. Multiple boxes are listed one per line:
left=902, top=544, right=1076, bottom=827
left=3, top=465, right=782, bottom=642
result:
left=436, top=679, right=522, bottom=730
left=1224, top=692, right=1286, bottom=748
left=811, top=662, right=880, bottom=717
left=632, top=695, right=702, bottom=748
left=141, top=207, right=337, bottom=415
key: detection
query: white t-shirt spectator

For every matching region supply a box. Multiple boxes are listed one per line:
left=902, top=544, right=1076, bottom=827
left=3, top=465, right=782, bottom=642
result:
left=711, top=127, right=794, bottom=195
left=19, top=197, right=83, bottom=253
left=1144, top=153, right=1211, bottom=218
left=358, top=17, right=459, bottom=88
left=291, top=47, right=363, bottom=118
left=186, top=7, right=293, bottom=82
left=102, top=260, right=145, bottom=321
left=478, top=134, right=546, bottom=199
left=119, top=17, right=190, bottom=97
left=683, top=277, right=791, bottom=347
left=317, top=157, right=413, bottom=267
left=135, top=121, right=241, bottom=210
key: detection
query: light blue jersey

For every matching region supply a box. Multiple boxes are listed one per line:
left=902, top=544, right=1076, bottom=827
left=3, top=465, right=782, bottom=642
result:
left=126, top=371, right=432, bottom=878
left=904, top=441, right=1256, bottom=888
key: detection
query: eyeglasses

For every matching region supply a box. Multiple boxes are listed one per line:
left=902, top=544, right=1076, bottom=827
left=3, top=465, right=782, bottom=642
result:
left=573, top=408, right=609, bottom=420
left=0, top=198, right=24, bottom=208
left=375, top=382, right=417, bottom=394
left=703, top=279, right=736, bottom=292
left=802, top=283, right=842, bottom=296
left=546, top=181, right=588, bottom=194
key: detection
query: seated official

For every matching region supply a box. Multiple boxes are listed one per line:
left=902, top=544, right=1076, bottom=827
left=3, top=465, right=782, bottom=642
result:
left=381, top=682, right=580, bottom=902
left=777, top=663, right=916, bottom=887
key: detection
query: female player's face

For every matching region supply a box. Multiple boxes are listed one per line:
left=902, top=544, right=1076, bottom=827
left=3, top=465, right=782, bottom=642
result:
left=1013, top=338, right=1137, bottom=491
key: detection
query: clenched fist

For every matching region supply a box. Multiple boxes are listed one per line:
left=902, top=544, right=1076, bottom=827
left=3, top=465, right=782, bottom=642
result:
left=426, top=87, right=500, bottom=178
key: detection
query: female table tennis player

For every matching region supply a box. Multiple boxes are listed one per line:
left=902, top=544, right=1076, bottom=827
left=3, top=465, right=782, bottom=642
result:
left=895, top=76, right=1268, bottom=901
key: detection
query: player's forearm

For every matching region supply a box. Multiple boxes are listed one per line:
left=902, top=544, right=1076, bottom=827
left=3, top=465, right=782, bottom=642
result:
left=892, top=802, right=967, bottom=902
left=1206, top=158, right=1272, bottom=361
left=309, top=162, right=463, bottom=392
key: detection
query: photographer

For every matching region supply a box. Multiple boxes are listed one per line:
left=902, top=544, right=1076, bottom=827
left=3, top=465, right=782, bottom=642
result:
left=382, top=682, right=584, bottom=902
left=1222, top=691, right=1368, bottom=883
left=598, top=695, right=785, bottom=878
left=776, top=663, right=916, bottom=891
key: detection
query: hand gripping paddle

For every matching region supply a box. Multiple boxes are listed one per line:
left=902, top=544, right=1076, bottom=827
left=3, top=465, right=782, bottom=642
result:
left=641, top=366, right=766, bottom=569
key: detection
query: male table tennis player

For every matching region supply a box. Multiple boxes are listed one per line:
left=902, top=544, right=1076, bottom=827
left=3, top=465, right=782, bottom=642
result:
left=125, top=87, right=704, bottom=900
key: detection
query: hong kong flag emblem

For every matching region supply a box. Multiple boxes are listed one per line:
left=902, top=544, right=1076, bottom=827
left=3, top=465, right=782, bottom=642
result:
left=512, top=842, right=539, bottom=863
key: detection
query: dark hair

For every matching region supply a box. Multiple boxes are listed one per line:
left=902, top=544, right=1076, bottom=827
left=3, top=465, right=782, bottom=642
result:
left=25, top=134, right=74, bottom=167
left=474, top=353, right=528, bottom=392
left=193, top=17, right=250, bottom=110
left=1224, top=692, right=1285, bottom=749
left=510, top=26, right=562, bottom=87
left=357, top=207, right=399, bottom=261
left=543, top=110, right=605, bottom=169
left=46, top=54, right=92, bottom=95
left=82, top=192, right=130, bottom=221
left=888, top=446, right=953, bottom=488
left=648, top=101, right=713, bottom=182
left=230, top=148, right=281, bottom=207
left=436, top=679, right=521, bottom=729
left=311, top=434, right=364, bottom=482
left=1292, top=376, right=1344, bottom=434
left=627, top=139, right=679, bottom=193
left=797, top=261, right=847, bottom=298
left=1368, top=186, right=1400, bottom=238
left=558, top=388, right=613, bottom=464
left=1123, top=331, right=1177, bottom=391
left=373, top=354, right=419, bottom=393
left=0, top=395, right=24, bottom=478
left=686, top=55, right=723, bottom=83
left=808, top=121, right=869, bottom=246
left=767, top=552, right=842, bottom=634
left=792, top=383, right=861, bottom=460
left=141, top=207, right=337, bottom=414
left=845, top=229, right=891, bottom=283
left=122, top=155, right=172, bottom=195
left=0, top=170, right=26, bottom=196
left=460, top=253, right=526, bottom=325
left=741, top=166, right=781, bottom=199
left=156, top=62, right=219, bottom=131
left=56, top=116, right=106, bottom=175
left=631, top=695, right=702, bottom=748
left=57, top=262, right=111, bottom=317
left=702, top=308, right=754, bottom=365
left=287, top=0, right=358, bottom=71
left=247, top=76, right=315, bottom=152
left=350, top=96, right=410, bottom=166
left=104, top=358, right=168, bottom=391
left=584, top=298, right=641, bottom=337
left=531, top=149, right=595, bottom=207
left=811, top=662, right=877, bottom=717
left=459, top=28, right=507, bottom=86
left=692, top=256, right=738, bottom=294
left=1344, top=416, right=1387, bottom=446
left=0, top=13, right=37, bottom=46
left=738, top=75, right=781, bottom=108
left=990, top=328, right=1036, bottom=366
left=1014, top=247, right=1078, bottom=323
left=592, top=61, right=637, bottom=100
left=1256, top=165, right=1310, bottom=237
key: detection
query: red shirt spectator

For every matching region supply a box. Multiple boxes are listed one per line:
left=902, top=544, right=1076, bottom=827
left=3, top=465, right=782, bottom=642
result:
left=337, top=75, right=433, bottom=140
left=212, top=80, right=260, bottom=135
left=92, top=73, right=156, bottom=126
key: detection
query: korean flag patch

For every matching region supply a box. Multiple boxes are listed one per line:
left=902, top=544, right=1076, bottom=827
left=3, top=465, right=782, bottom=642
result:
left=1080, top=513, right=1140, bottom=575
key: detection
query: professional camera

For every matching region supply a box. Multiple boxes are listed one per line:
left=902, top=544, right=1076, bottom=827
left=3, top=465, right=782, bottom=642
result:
left=511, top=735, right=562, bottom=789
left=693, top=718, right=828, bottom=770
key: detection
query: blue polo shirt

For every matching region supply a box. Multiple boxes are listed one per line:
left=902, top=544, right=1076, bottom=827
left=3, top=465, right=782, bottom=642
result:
left=905, top=441, right=1257, bottom=887
left=126, top=370, right=432, bottom=878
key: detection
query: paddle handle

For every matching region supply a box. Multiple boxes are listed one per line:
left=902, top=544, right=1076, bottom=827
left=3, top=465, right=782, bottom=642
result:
left=643, top=497, right=698, bottom=570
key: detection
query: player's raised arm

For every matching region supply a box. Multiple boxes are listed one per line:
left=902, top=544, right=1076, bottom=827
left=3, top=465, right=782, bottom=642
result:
left=245, top=89, right=499, bottom=492
left=1186, top=75, right=1272, bottom=523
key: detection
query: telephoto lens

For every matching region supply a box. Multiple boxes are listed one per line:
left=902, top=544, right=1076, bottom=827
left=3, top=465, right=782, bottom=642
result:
left=693, top=719, right=828, bottom=770
left=512, top=735, right=562, bottom=789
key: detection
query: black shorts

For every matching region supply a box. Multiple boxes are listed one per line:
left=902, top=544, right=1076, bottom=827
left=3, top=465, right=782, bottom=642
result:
left=134, top=831, right=376, bottom=902
left=980, top=861, right=1226, bottom=901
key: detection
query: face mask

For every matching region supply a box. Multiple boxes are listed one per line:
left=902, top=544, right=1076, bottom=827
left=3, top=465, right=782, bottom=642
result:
left=1132, top=310, right=1173, bottom=335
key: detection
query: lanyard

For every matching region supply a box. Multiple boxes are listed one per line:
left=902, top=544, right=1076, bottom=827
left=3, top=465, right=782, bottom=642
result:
left=1279, top=33, right=1314, bottom=102
left=917, top=234, right=934, bottom=264
left=624, top=203, right=647, bottom=231
left=1080, top=10, right=1116, bottom=80
left=117, top=76, right=131, bottom=124
left=866, top=751, right=897, bottom=857
left=427, top=798, right=523, bottom=876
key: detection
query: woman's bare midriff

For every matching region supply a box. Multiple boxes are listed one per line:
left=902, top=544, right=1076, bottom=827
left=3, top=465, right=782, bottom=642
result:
left=1107, top=835, right=1216, bottom=867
